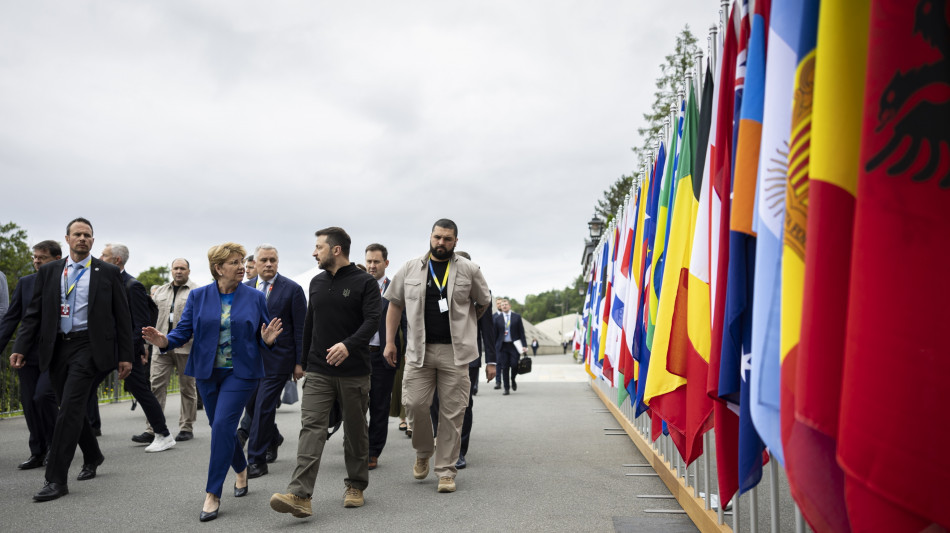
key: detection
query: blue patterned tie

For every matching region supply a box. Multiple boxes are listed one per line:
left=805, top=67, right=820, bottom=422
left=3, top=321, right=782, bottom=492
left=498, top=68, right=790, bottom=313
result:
left=60, top=263, right=82, bottom=333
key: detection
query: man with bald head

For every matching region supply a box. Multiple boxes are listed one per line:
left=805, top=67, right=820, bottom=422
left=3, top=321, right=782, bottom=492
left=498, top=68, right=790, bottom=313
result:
left=147, top=258, right=199, bottom=441
left=96, top=243, right=175, bottom=453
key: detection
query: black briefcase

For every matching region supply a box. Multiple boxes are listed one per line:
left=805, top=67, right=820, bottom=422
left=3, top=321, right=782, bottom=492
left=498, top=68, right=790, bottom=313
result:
left=517, top=355, right=533, bottom=375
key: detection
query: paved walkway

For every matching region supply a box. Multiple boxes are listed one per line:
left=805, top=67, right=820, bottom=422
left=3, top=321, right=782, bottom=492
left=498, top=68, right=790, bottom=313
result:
left=0, top=354, right=697, bottom=532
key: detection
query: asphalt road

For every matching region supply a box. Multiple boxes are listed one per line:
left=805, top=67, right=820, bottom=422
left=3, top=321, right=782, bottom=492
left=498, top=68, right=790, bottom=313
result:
left=0, top=354, right=697, bottom=532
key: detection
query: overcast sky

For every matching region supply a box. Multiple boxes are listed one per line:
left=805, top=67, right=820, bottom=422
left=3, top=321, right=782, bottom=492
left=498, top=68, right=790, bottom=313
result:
left=1, top=0, right=719, bottom=302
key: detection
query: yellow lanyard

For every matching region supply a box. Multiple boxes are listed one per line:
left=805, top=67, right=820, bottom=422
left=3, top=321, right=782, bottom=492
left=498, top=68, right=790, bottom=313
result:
left=63, top=258, right=92, bottom=298
left=428, top=258, right=450, bottom=295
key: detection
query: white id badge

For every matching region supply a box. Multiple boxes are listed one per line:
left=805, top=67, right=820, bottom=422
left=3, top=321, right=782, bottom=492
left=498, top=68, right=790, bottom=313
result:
left=438, top=298, right=449, bottom=313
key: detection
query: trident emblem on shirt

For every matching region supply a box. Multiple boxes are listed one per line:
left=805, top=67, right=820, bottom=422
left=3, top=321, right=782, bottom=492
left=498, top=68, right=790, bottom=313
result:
left=343, top=289, right=351, bottom=297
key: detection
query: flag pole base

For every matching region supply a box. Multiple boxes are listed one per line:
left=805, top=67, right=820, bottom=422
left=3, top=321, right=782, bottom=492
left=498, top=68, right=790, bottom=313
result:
left=590, top=379, right=733, bottom=533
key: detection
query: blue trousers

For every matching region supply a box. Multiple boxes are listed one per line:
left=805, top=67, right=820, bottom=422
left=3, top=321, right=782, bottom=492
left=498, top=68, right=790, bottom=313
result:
left=196, top=368, right=258, bottom=497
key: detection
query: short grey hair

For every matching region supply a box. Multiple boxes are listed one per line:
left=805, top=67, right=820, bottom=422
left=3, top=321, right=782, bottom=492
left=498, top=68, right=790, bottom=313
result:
left=255, top=243, right=278, bottom=257
left=107, top=243, right=130, bottom=266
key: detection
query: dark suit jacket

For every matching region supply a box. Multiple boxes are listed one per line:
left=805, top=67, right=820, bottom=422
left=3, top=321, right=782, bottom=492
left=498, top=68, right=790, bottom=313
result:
left=472, top=306, right=497, bottom=368
left=12, top=257, right=134, bottom=373
left=0, top=273, right=38, bottom=365
left=167, top=281, right=269, bottom=380
left=245, top=275, right=306, bottom=376
left=378, top=277, right=407, bottom=366
left=493, top=311, right=527, bottom=354
left=121, top=270, right=151, bottom=359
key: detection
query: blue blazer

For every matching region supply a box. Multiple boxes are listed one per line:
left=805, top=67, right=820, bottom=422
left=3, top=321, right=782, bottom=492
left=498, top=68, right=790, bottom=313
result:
left=245, top=275, right=306, bottom=376
left=166, top=282, right=270, bottom=380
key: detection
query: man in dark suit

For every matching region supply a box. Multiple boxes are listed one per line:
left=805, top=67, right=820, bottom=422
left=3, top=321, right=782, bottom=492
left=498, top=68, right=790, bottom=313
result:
left=493, top=297, right=526, bottom=395
left=364, top=243, right=406, bottom=470
left=244, top=244, right=306, bottom=479
left=1, top=240, right=62, bottom=470
left=97, top=243, right=176, bottom=454
left=10, top=217, right=134, bottom=502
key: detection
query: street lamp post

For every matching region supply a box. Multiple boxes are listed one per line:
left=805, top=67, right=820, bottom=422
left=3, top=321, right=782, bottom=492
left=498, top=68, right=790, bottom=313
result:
left=581, top=214, right=606, bottom=278
left=588, top=215, right=605, bottom=241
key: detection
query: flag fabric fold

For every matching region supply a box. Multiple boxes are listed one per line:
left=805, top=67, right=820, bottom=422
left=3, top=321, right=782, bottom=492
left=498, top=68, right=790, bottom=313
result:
left=707, top=0, right=743, bottom=507
left=838, top=1, right=950, bottom=530
left=721, top=0, right=770, bottom=496
left=644, top=76, right=707, bottom=464
left=575, top=1, right=950, bottom=527
left=748, top=0, right=799, bottom=469
left=783, top=1, right=859, bottom=531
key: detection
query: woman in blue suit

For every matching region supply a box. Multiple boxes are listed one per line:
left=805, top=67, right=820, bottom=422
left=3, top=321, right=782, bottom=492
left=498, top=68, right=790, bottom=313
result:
left=144, top=242, right=282, bottom=522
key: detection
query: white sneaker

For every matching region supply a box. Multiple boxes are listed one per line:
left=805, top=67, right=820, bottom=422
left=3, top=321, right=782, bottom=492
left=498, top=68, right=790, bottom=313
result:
left=145, top=433, right=176, bottom=453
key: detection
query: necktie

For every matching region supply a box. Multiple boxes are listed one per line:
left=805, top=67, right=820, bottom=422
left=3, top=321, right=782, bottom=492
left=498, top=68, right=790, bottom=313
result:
left=60, top=263, right=83, bottom=333
left=261, top=280, right=270, bottom=300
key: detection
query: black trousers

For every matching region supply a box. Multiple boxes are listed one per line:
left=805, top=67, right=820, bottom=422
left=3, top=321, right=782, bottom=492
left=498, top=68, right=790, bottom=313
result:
left=17, top=365, right=58, bottom=456
left=47, top=336, right=103, bottom=485
left=497, top=343, right=520, bottom=391
left=87, top=355, right=168, bottom=436
left=245, top=373, right=286, bottom=465
left=368, top=352, right=397, bottom=457
left=430, top=365, right=478, bottom=457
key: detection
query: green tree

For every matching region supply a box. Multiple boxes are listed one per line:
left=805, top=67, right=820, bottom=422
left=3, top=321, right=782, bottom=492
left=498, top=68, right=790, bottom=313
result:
left=0, top=221, right=33, bottom=299
left=137, top=265, right=169, bottom=293
left=595, top=174, right=634, bottom=222
left=634, top=25, right=700, bottom=163
left=515, top=276, right=587, bottom=325
left=506, top=297, right=524, bottom=316
left=590, top=26, right=698, bottom=227
left=1, top=222, right=33, bottom=414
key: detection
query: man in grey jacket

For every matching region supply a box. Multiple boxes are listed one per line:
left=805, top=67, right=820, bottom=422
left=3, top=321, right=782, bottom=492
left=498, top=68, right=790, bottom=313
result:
left=144, top=258, right=199, bottom=442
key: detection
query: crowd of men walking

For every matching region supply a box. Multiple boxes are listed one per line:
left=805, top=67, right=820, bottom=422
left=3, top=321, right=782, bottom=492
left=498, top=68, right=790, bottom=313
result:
left=0, top=216, right=530, bottom=523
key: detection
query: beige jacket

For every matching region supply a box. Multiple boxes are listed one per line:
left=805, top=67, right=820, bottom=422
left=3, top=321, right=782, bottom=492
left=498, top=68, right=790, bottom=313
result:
left=385, top=252, right=490, bottom=367
left=151, top=278, right=198, bottom=355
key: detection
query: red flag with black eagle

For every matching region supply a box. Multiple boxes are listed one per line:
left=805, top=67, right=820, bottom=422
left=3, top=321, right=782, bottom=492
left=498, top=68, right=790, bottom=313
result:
left=837, top=0, right=950, bottom=530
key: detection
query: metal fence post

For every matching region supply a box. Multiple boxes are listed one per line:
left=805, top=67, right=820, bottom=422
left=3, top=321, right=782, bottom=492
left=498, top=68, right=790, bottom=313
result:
left=770, top=456, right=780, bottom=533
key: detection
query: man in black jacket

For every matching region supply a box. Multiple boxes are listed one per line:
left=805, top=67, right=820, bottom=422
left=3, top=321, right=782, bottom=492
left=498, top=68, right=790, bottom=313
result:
left=493, top=297, right=527, bottom=395
left=0, top=240, right=62, bottom=470
left=270, top=227, right=380, bottom=518
left=96, top=243, right=175, bottom=454
left=11, top=218, right=134, bottom=502
left=364, top=243, right=407, bottom=471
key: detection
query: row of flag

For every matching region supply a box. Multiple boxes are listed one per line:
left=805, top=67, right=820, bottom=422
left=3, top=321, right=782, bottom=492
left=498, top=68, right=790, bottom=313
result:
left=573, top=0, right=949, bottom=531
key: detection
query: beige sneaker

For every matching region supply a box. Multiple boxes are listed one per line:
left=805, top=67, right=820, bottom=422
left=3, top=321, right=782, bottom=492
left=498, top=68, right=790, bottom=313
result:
left=437, top=476, right=456, bottom=493
left=270, top=492, right=313, bottom=518
left=413, top=457, right=430, bottom=479
left=343, top=485, right=364, bottom=508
